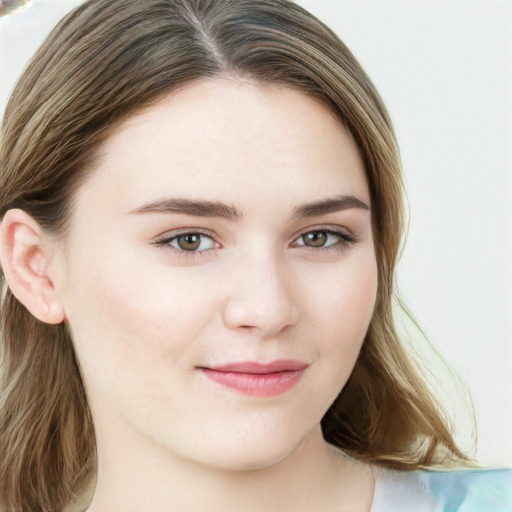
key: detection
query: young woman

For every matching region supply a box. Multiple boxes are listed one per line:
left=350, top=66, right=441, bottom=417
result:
left=0, top=1, right=510, bottom=511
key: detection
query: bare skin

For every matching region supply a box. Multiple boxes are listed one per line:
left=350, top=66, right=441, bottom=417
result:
left=2, top=80, right=377, bottom=511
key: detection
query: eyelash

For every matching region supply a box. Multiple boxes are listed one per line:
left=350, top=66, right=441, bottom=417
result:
left=152, top=229, right=218, bottom=260
left=291, top=230, right=356, bottom=251
left=152, top=227, right=357, bottom=259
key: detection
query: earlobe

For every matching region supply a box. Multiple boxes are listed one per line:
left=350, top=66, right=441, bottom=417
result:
left=0, top=209, right=65, bottom=324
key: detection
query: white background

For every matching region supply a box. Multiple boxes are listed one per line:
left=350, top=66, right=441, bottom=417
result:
left=1, top=0, right=511, bottom=467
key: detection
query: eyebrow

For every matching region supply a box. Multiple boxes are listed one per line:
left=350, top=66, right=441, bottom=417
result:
left=128, top=195, right=369, bottom=220
left=292, top=195, right=369, bottom=219
left=129, top=198, right=242, bottom=220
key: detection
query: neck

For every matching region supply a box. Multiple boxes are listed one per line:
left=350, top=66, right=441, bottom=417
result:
left=85, top=424, right=374, bottom=512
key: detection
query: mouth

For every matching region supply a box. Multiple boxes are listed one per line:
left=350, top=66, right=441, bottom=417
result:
left=197, top=360, right=308, bottom=397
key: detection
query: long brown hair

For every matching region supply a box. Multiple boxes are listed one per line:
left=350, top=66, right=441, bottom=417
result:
left=0, top=1, right=472, bottom=510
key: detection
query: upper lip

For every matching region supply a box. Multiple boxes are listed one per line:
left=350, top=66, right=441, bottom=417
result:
left=200, top=360, right=309, bottom=374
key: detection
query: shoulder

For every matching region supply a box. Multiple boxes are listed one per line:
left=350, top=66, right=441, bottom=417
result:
left=371, top=467, right=512, bottom=512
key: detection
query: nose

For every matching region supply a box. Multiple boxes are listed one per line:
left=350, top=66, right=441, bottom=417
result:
left=221, top=251, right=300, bottom=338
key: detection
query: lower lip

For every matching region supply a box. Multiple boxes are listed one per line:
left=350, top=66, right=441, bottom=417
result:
left=200, top=368, right=305, bottom=397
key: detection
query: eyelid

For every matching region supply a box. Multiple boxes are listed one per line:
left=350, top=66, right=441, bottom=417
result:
left=151, top=224, right=358, bottom=257
left=151, top=228, right=221, bottom=254
left=290, top=224, right=355, bottom=242
left=290, top=224, right=358, bottom=251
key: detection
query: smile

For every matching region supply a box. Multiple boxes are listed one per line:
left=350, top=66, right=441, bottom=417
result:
left=198, top=360, right=308, bottom=397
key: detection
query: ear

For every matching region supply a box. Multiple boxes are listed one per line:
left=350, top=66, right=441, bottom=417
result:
left=0, top=209, right=65, bottom=324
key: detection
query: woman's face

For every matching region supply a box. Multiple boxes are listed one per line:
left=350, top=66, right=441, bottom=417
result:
left=55, top=80, right=377, bottom=470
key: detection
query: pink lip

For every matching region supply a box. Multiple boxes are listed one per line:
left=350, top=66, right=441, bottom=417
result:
left=199, top=360, right=308, bottom=397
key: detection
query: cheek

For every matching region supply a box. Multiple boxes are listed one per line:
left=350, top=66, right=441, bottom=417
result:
left=62, top=254, right=217, bottom=395
left=315, top=254, right=377, bottom=340
left=288, top=249, right=378, bottom=420
left=305, top=250, right=378, bottom=381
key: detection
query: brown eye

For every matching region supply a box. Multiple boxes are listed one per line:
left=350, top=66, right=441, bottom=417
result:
left=301, top=231, right=328, bottom=247
left=168, top=233, right=216, bottom=252
left=177, top=234, right=201, bottom=251
left=294, top=230, right=351, bottom=250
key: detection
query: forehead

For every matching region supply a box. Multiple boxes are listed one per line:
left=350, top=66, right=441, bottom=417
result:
left=79, top=79, right=369, bottom=214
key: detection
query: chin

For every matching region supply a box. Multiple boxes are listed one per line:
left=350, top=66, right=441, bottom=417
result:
left=206, top=449, right=295, bottom=473
left=186, top=428, right=313, bottom=473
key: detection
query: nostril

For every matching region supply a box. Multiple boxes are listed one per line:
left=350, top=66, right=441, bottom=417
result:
left=222, top=298, right=299, bottom=338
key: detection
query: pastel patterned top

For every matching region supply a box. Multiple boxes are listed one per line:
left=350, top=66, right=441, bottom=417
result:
left=66, top=467, right=512, bottom=511
left=371, top=468, right=512, bottom=511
